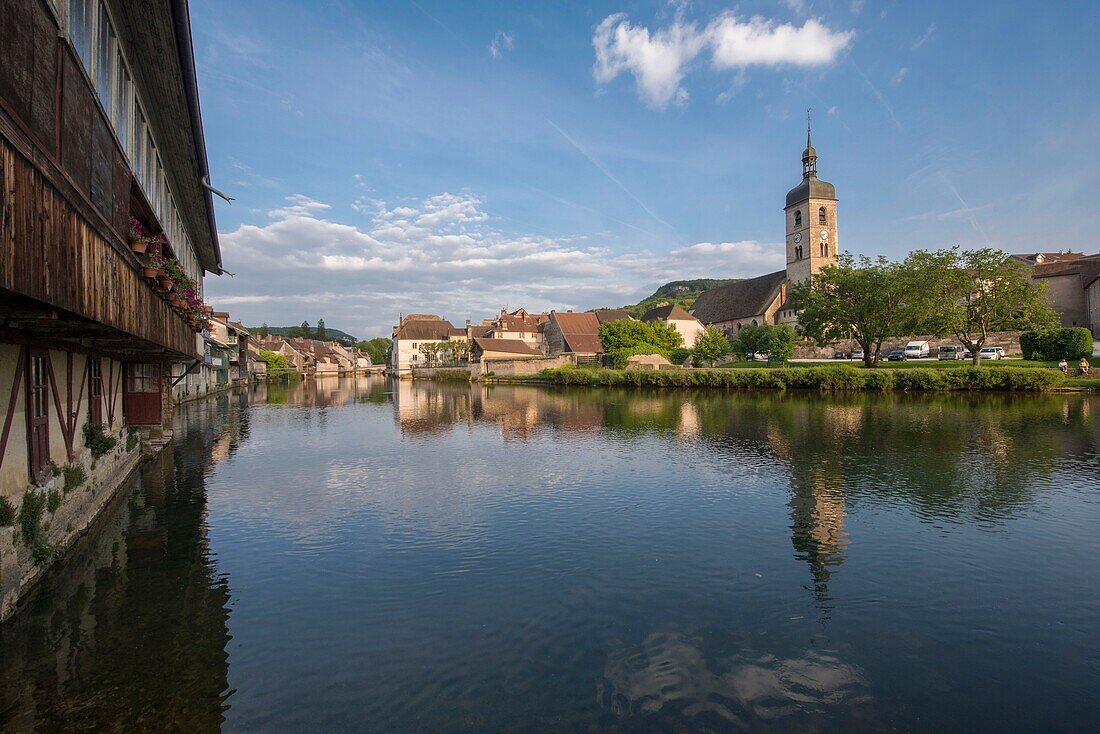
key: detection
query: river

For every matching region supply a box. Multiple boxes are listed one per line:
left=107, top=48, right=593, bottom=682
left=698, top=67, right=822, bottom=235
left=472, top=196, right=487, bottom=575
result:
left=2, top=377, right=1098, bottom=732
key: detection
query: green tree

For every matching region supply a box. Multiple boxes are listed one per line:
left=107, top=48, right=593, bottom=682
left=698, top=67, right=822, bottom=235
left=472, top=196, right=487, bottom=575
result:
left=907, top=247, right=1057, bottom=365
left=691, top=326, right=731, bottom=366
left=357, top=338, right=391, bottom=366
left=258, top=322, right=269, bottom=339
left=598, top=319, right=682, bottom=354
left=763, top=324, right=798, bottom=365
left=259, top=349, right=290, bottom=378
left=300, top=320, right=311, bottom=338
left=316, top=318, right=327, bottom=341
left=731, top=323, right=770, bottom=361
left=788, top=253, right=916, bottom=367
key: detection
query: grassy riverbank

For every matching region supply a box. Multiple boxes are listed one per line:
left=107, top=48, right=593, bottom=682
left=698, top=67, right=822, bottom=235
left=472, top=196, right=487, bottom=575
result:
left=490, top=364, right=1071, bottom=391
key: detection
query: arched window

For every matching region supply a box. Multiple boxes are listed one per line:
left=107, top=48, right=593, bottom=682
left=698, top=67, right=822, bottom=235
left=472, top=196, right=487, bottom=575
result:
left=751, top=320, right=758, bottom=326
left=737, top=323, right=743, bottom=331
left=819, top=207, right=827, bottom=224
left=794, top=210, right=802, bottom=227
left=795, top=245, right=803, bottom=260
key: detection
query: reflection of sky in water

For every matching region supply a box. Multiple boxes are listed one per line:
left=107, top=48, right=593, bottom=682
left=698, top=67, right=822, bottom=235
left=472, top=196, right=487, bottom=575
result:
left=5, top=380, right=1097, bottom=732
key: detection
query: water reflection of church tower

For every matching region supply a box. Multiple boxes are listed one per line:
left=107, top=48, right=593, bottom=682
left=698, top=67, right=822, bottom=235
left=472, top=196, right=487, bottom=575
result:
left=788, top=470, right=848, bottom=603
left=767, top=403, right=857, bottom=604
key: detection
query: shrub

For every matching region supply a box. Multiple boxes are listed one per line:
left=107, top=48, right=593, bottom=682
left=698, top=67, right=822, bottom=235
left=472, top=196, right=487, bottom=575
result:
left=126, top=427, right=140, bottom=452
left=19, top=489, right=55, bottom=564
left=606, top=344, right=667, bottom=370
left=63, top=464, right=87, bottom=493
left=0, top=497, right=15, bottom=526
left=533, top=365, right=1062, bottom=392
left=670, top=347, right=692, bottom=365
left=599, top=319, right=681, bottom=353
left=433, top=369, right=471, bottom=382
left=83, top=423, right=118, bottom=459
left=1020, top=327, right=1094, bottom=361
left=47, top=489, right=62, bottom=513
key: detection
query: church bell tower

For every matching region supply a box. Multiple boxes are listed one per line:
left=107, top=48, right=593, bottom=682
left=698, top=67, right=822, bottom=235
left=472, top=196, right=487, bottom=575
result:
left=784, top=112, right=838, bottom=285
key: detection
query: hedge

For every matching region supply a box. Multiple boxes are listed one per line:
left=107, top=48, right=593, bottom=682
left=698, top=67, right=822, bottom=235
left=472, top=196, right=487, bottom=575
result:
left=532, top=365, right=1064, bottom=392
left=1020, top=328, right=1094, bottom=361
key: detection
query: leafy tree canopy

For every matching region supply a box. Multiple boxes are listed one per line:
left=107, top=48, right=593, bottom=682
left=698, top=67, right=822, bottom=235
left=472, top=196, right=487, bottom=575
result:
left=598, top=319, right=682, bottom=354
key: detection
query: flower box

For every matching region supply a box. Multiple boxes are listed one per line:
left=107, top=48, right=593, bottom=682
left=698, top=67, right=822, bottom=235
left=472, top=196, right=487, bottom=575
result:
left=142, top=265, right=158, bottom=278
left=158, top=277, right=174, bottom=291
left=130, top=238, right=148, bottom=254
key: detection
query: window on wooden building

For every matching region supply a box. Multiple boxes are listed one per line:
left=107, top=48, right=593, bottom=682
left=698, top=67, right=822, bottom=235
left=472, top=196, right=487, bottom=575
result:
left=114, top=57, right=131, bottom=153
left=68, top=0, right=92, bottom=70
left=93, top=3, right=114, bottom=113
left=26, top=351, right=52, bottom=485
left=88, top=359, right=104, bottom=425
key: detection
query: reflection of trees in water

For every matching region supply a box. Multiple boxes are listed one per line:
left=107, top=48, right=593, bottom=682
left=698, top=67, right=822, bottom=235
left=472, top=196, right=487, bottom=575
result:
left=597, top=630, right=872, bottom=731
left=0, top=393, right=245, bottom=731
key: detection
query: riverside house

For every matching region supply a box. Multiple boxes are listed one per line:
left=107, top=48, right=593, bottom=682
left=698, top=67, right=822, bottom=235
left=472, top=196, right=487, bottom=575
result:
left=541, top=311, right=606, bottom=359
left=640, top=304, right=706, bottom=349
left=1, top=0, right=222, bottom=619
left=390, top=315, right=467, bottom=375
left=466, top=308, right=548, bottom=351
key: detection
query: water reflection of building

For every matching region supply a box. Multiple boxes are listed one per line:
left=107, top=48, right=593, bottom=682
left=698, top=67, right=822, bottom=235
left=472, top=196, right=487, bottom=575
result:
left=766, top=403, right=857, bottom=606
left=0, top=393, right=244, bottom=730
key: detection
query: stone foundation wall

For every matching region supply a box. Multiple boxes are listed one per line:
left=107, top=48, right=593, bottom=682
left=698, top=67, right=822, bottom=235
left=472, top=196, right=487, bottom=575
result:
left=1, top=424, right=144, bottom=621
left=482, top=355, right=573, bottom=376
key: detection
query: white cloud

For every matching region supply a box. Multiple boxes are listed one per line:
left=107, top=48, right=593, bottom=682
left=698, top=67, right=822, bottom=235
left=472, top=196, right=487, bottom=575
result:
left=489, top=31, right=514, bottom=59
left=708, top=16, right=854, bottom=68
left=912, top=24, right=936, bottom=49
left=592, top=13, right=707, bottom=108
left=592, top=10, right=854, bottom=108
left=207, top=191, right=784, bottom=337
left=891, top=67, right=908, bottom=86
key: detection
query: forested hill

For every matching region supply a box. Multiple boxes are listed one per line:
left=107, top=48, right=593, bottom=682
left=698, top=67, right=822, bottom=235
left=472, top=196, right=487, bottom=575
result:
left=616, top=278, right=741, bottom=318
left=250, top=325, right=358, bottom=343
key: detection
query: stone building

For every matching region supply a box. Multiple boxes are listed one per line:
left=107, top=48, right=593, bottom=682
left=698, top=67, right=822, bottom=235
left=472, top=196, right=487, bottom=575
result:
left=1011, top=252, right=1100, bottom=336
left=692, top=125, right=837, bottom=335
left=1, top=0, right=222, bottom=619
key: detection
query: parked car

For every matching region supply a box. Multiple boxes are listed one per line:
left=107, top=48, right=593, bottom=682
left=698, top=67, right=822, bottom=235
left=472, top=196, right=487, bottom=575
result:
left=851, top=348, right=865, bottom=361
left=979, top=346, right=1005, bottom=360
left=938, top=345, right=964, bottom=360
left=750, top=352, right=769, bottom=361
left=962, top=347, right=973, bottom=359
left=887, top=349, right=907, bottom=362
left=904, top=340, right=931, bottom=359
left=833, top=351, right=849, bottom=360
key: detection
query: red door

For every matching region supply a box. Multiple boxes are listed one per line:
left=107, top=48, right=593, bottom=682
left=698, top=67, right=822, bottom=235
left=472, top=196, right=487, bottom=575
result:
left=26, top=350, right=51, bottom=485
left=88, top=358, right=103, bottom=425
left=123, top=363, right=162, bottom=426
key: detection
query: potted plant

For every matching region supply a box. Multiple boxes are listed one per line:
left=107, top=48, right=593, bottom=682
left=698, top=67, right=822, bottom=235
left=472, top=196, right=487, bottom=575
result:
left=127, top=217, right=148, bottom=254
left=144, top=251, right=164, bottom=280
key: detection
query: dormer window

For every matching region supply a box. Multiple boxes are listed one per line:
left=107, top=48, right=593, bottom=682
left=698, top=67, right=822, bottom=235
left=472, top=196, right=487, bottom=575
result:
left=819, top=207, right=827, bottom=224
left=794, top=210, right=802, bottom=227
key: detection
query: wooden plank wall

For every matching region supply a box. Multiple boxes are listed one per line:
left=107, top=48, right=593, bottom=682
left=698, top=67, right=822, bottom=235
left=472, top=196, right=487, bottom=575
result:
left=0, top=0, right=198, bottom=359
left=1, top=136, right=199, bottom=358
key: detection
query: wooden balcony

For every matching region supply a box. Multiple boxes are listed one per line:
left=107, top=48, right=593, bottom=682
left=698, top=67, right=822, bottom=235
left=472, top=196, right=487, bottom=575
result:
left=0, top=135, right=200, bottom=360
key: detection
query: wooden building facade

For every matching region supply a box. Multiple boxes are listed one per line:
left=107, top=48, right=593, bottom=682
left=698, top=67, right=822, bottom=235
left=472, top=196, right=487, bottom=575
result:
left=1, top=0, right=221, bottom=619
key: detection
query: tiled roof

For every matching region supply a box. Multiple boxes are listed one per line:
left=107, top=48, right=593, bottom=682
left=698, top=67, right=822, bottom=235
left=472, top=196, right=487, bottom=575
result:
left=472, top=338, right=541, bottom=356
left=551, top=311, right=604, bottom=354
left=1010, top=252, right=1084, bottom=266
left=593, top=309, right=632, bottom=324
left=394, top=319, right=459, bottom=340
left=641, top=304, right=697, bottom=322
left=690, top=270, right=787, bottom=324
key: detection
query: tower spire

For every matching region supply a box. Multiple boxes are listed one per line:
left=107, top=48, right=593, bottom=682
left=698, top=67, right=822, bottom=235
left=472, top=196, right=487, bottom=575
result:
left=802, top=107, right=817, bottom=179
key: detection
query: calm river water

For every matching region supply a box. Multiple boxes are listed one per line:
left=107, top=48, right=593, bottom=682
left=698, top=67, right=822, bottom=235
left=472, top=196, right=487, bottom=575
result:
left=2, top=378, right=1099, bottom=732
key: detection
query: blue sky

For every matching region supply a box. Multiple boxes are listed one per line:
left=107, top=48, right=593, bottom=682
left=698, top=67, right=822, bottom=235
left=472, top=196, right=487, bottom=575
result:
left=192, top=0, right=1100, bottom=338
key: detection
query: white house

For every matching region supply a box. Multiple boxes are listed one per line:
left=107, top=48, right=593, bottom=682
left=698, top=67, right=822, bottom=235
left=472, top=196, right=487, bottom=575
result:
left=641, top=304, right=706, bottom=348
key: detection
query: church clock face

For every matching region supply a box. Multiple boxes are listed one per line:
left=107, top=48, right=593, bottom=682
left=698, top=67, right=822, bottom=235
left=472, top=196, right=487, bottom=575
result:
left=792, top=233, right=802, bottom=243
left=820, top=230, right=829, bottom=240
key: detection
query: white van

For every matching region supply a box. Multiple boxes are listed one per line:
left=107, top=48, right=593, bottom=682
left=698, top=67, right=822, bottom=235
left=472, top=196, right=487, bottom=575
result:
left=904, top=341, right=931, bottom=359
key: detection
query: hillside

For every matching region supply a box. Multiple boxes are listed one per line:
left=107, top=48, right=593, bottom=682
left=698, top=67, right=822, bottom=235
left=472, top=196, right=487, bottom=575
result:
left=617, top=278, right=741, bottom=318
left=250, top=325, right=358, bottom=343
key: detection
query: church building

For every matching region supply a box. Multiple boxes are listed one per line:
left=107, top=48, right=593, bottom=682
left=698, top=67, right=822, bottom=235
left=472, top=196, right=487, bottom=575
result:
left=691, top=125, right=838, bottom=335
